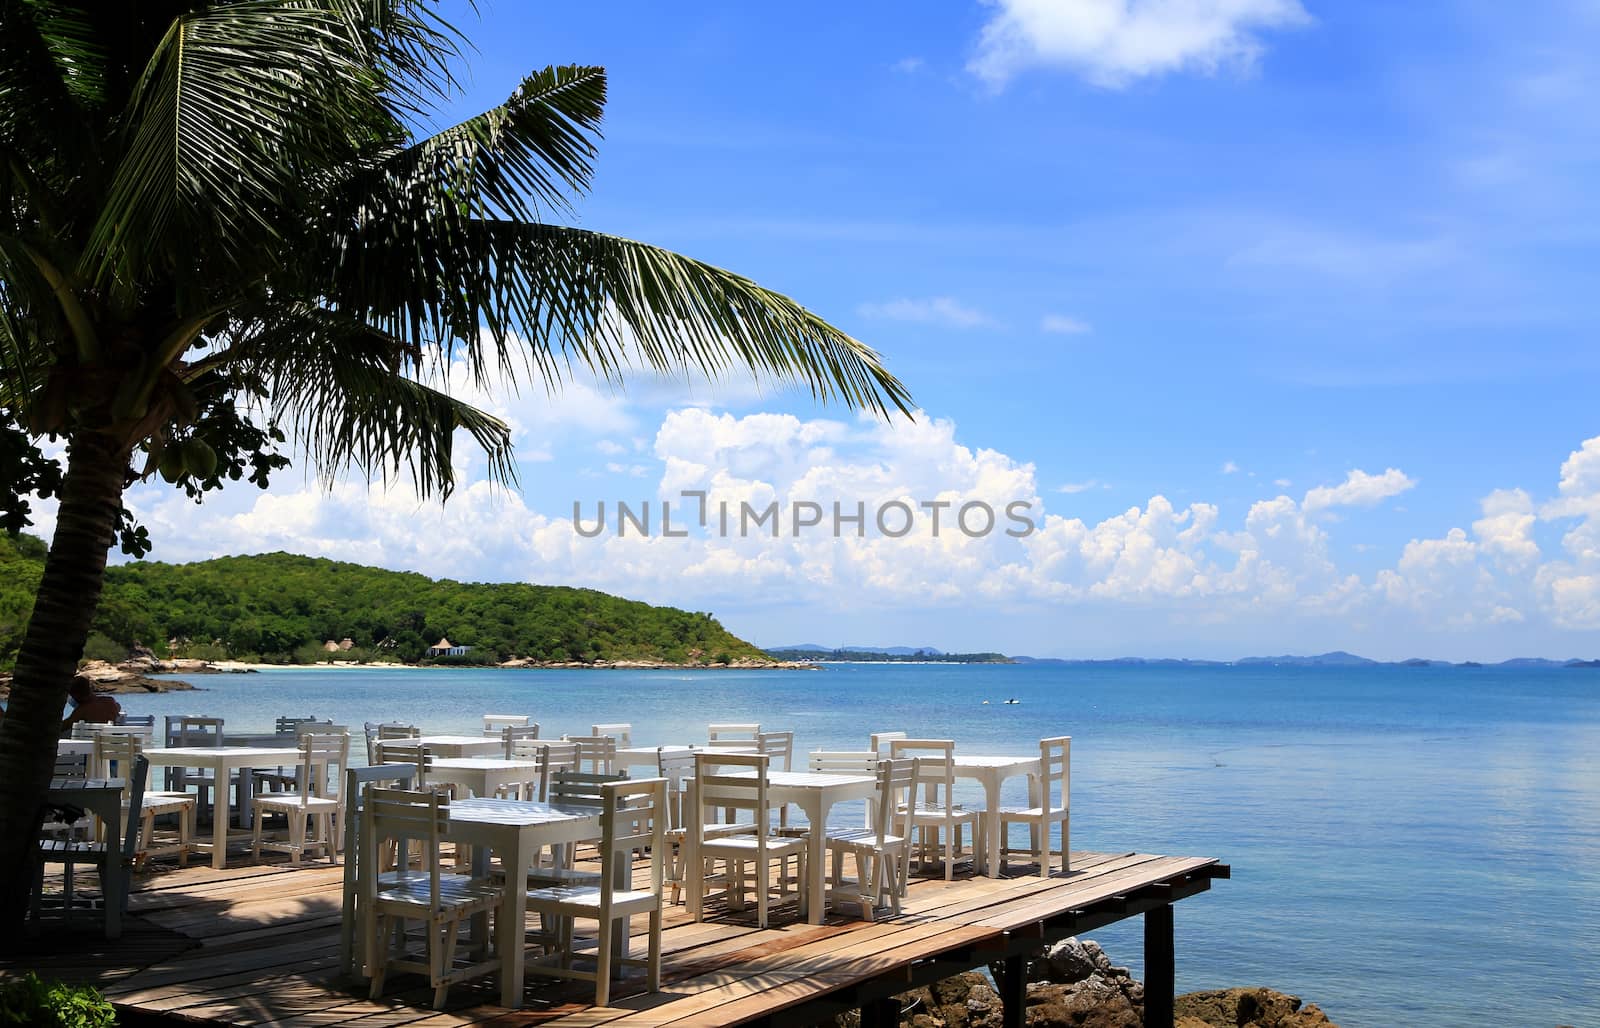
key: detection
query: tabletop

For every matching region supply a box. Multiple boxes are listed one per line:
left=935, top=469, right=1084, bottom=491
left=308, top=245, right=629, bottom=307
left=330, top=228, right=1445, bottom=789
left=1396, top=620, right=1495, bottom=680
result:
left=429, top=757, right=542, bottom=771
left=146, top=746, right=302, bottom=762
left=448, top=796, right=601, bottom=827
left=414, top=735, right=498, bottom=747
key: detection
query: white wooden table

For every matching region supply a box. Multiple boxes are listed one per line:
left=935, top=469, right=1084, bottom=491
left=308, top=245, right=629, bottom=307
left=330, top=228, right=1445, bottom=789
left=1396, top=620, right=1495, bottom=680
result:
left=615, top=744, right=757, bottom=773
left=685, top=769, right=877, bottom=926
left=144, top=746, right=301, bottom=868
left=56, top=738, right=96, bottom=757
left=426, top=757, right=542, bottom=798
left=443, top=797, right=603, bottom=1007
left=44, top=777, right=127, bottom=936
left=413, top=734, right=504, bottom=758
left=953, top=754, right=1042, bottom=877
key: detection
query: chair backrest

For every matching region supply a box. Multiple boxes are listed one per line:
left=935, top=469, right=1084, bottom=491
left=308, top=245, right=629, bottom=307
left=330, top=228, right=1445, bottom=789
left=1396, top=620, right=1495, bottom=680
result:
left=72, top=722, right=116, bottom=739
left=375, top=740, right=432, bottom=785
left=339, top=762, right=420, bottom=978
left=1039, top=736, right=1070, bottom=811
left=655, top=748, right=698, bottom=830
left=596, top=778, right=666, bottom=910
left=483, top=714, right=531, bottom=737
left=891, top=739, right=959, bottom=815
left=536, top=741, right=581, bottom=800
left=871, top=757, right=916, bottom=845
left=809, top=750, right=881, bottom=775
left=548, top=768, right=630, bottom=809
left=52, top=751, right=88, bottom=780
left=708, top=722, right=760, bottom=745
left=377, top=723, right=419, bottom=740
left=501, top=723, right=541, bottom=759
left=297, top=732, right=351, bottom=802
left=92, top=732, right=142, bottom=783
left=119, top=755, right=150, bottom=868
left=276, top=716, right=317, bottom=735
left=565, top=735, right=617, bottom=775
left=363, top=788, right=450, bottom=913
left=756, top=731, right=794, bottom=772
left=869, top=731, right=907, bottom=756
left=175, top=716, right=224, bottom=748
left=117, top=713, right=155, bottom=728
left=693, top=751, right=775, bottom=834
left=590, top=723, right=633, bottom=747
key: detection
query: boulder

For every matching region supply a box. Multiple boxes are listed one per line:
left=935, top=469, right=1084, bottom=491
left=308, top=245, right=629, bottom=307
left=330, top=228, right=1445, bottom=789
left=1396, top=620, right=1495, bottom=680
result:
left=1174, top=988, right=1337, bottom=1027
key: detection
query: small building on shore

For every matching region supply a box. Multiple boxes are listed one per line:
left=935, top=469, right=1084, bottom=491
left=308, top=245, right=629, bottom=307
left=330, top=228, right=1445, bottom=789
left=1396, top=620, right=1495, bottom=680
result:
left=426, top=637, right=470, bottom=657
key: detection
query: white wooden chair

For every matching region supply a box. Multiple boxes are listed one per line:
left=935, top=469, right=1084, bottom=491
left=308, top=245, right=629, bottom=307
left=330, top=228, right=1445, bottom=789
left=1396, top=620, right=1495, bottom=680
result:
left=891, top=739, right=984, bottom=881
left=811, top=750, right=884, bottom=830
left=992, top=735, right=1071, bottom=877
left=566, top=735, right=617, bottom=775
left=339, top=762, right=419, bottom=981
left=483, top=713, right=532, bottom=737
left=252, top=732, right=350, bottom=866
left=707, top=722, right=761, bottom=748
left=256, top=717, right=331, bottom=793
left=535, top=740, right=580, bottom=801
left=691, top=752, right=807, bottom=928
left=362, top=788, right=504, bottom=1008
left=43, top=753, right=93, bottom=841
left=170, top=716, right=227, bottom=822
left=822, top=757, right=916, bottom=920
left=869, top=731, right=907, bottom=756
left=525, top=777, right=667, bottom=1005
left=590, top=723, right=633, bottom=747
left=375, top=740, right=433, bottom=788
left=364, top=722, right=417, bottom=765
left=500, top=723, right=541, bottom=760
left=31, top=754, right=148, bottom=939
left=92, top=734, right=195, bottom=869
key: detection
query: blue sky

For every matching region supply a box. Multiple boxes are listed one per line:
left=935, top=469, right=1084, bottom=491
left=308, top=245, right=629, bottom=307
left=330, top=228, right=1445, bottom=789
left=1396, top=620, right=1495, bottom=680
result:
left=54, top=0, right=1600, bottom=660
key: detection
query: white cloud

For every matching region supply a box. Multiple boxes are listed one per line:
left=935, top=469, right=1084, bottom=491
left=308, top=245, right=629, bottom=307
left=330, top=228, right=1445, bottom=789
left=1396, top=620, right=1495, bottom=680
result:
left=1041, top=314, right=1092, bottom=335
left=595, top=440, right=628, bottom=456
left=856, top=297, right=992, bottom=329
left=1057, top=479, right=1110, bottom=494
left=892, top=57, right=925, bottom=74
left=969, top=0, right=1311, bottom=90
left=1273, top=478, right=1291, bottom=487
left=1221, top=461, right=1240, bottom=474
left=1302, top=468, right=1415, bottom=513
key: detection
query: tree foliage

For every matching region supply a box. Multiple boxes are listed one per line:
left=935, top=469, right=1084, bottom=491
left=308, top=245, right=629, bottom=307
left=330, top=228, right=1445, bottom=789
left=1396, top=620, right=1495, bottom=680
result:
left=0, top=539, right=767, bottom=667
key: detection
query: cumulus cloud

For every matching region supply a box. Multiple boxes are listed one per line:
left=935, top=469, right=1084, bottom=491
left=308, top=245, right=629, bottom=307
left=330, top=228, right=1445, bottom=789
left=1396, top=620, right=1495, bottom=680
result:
left=856, top=296, right=992, bottom=328
left=1302, top=468, right=1415, bottom=513
left=969, top=0, right=1311, bottom=90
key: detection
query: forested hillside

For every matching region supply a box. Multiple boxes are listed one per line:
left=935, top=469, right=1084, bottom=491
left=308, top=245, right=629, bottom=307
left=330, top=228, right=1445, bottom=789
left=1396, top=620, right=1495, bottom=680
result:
left=0, top=536, right=766, bottom=666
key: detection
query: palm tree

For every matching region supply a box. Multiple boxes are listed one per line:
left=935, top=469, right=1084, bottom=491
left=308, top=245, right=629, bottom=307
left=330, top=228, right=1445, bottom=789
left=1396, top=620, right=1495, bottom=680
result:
left=0, top=0, right=908, bottom=926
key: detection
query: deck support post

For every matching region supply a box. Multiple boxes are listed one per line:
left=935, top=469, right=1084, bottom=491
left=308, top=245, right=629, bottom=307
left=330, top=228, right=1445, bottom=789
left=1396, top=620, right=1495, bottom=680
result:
left=999, top=953, right=1027, bottom=1028
left=860, top=996, right=901, bottom=1027
left=1144, top=902, right=1175, bottom=1028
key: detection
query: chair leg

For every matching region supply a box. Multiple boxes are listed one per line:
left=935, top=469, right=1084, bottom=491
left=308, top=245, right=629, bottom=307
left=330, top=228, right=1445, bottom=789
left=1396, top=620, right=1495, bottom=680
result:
left=252, top=805, right=265, bottom=864
left=368, top=913, right=389, bottom=999
left=595, top=915, right=614, bottom=1006
left=434, top=913, right=456, bottom=1008
left=647, top=906, right=662, bottom=993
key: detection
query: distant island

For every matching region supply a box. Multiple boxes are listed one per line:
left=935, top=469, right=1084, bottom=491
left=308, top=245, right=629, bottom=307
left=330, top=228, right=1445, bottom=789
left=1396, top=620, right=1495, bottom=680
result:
left=0, top=535, right=782, bottom=670
left=764, top=646, right=1012, bottom=664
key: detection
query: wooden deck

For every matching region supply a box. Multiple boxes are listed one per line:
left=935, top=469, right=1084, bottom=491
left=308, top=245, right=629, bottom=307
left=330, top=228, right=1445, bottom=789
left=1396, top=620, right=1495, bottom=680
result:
left=4, top=849, right=1227, bottom=1027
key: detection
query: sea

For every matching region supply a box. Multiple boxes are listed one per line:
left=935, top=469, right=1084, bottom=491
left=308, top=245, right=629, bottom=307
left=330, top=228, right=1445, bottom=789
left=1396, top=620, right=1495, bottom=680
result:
left=127, top=661, right=1600, bottom=1028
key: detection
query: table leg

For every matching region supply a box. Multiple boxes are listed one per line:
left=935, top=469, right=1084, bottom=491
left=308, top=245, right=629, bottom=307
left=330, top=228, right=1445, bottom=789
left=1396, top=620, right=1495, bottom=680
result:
left=500, top=835, right=530, bottom=1007
left=805, top=796, right=825, bottom=924
left=211, top=762, right=229, bottom=869
left=685, top=782, right=703, bottom=921
left=983, top=773, right=1003, bottom=878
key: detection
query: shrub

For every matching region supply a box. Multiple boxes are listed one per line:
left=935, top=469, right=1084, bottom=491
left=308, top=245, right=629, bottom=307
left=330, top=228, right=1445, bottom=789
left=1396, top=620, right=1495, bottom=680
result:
left=80, top=632, right=127, bottom=664
left=0, top=973, right=117, bottom=1027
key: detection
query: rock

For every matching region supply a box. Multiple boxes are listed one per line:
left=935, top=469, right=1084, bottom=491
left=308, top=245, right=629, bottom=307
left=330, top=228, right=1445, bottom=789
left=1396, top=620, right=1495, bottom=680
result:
left=830, top=946, right=1342, bottom=1028
left=1174, top=987, right=1338, bottom=1028
left=1031, top=938, right=1100, bottom=985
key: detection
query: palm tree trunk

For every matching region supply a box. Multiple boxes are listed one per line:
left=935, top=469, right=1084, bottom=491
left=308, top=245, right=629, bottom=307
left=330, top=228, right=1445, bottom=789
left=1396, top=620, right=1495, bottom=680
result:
left=0, top=430, right=129, bottom=931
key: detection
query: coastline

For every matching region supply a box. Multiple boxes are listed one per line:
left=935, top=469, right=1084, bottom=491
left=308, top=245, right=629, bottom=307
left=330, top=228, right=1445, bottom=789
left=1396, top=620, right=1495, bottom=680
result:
left=169, top=657, right=819, bottom=673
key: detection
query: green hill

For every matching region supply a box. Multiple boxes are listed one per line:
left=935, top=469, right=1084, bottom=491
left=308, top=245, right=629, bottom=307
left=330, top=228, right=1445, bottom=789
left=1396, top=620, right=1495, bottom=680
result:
left=0, top=535, right=768, bottom=667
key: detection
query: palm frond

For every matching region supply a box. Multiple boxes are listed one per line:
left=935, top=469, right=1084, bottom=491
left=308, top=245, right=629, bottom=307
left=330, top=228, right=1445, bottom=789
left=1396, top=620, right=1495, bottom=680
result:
left=82, top=0, right=460, bottom=288
left=231, top=305, right=513, bottom=498
left=376, top=64, right=605, bottom=222
left=0, top=0, right=101, bottom=175
left=330, top=219, right=912, bottom=418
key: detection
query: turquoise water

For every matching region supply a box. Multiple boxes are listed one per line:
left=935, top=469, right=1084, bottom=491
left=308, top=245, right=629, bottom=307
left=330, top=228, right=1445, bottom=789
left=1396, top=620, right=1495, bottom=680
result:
left=126, top=663, right=1600, bottom=1028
